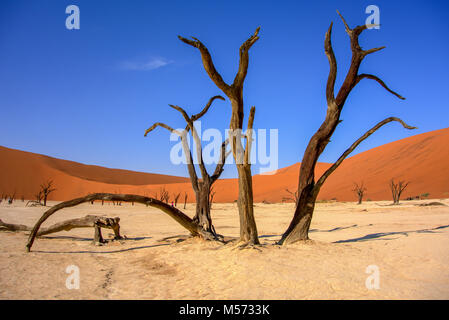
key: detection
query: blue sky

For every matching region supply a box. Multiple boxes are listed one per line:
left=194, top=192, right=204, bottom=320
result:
left=0, top=0, right=448, bottom=178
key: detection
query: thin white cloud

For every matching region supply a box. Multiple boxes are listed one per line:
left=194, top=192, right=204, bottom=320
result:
left=119, top=57, right=173, bottom=71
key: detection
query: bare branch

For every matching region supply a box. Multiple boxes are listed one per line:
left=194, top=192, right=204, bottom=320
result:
left=190, top=95, right=226, bottom=123
left=336, top=10, right=351, bottom=34
left=325, top=22, right=337, bottom=104
left=210, top=139, right=230, bottom=183
left=244, top=106, right=256, bottom=165
left=315, top=117, right=417, bottom=189
left=169, top=104, right=192, bottom=125
left=233, top=27, right=261, bottom=88
left=169, top=104, right=209, bottom=181
left=363, top=46, right=386, bottom=56
left=178, top=35, right=231, bottom=95
left=144, top=122, right=181, bottom=137
left=356, top=74, right=405, bottom=100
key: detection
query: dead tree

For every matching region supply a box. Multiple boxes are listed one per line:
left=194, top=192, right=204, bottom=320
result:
left=390, top=179, right=409, bottom=205
left=282, top=189, right=299, bottom=204
left=352, top=182, right=367, bottom=204
left=159, top=186, right=170, bottom=203
left=179, top=28, right=260, bottom=245
left=183, top=192, right=188, bottom=209
left=173, top=192, right=181, bottom=207
left=279, top=11, right=416, bottom=245
left=40, top=180, right=56, bottom=206
left=145, top=96, right=230, bottom=236
left=25, top=193, right=221, bottom=252
left=1, top=215, right=122, bottom=244
left=7, top=191, right=16, bottom=204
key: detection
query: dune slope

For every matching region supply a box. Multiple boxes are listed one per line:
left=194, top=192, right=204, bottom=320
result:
left=0, top=127, right=448, bottom=202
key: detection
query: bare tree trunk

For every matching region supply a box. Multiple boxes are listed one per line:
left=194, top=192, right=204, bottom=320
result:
left=193, top=184, right=213, bottom=233
left=237, top=164, right=258, bottom=243
left=353, top=182, right=366, bottom=204
left=178, top=28, right=260, bottom=245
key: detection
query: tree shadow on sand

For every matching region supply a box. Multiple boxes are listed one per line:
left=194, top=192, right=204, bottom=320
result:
left=33, top=242, right=169, bottom=254
left=259, top=224, right=367, bottom=240
left=39, top=235, right=153, bottom=242
left=334, top=225, right=449, bottom=243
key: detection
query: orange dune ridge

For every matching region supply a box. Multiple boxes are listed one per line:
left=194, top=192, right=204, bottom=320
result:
left=0, top=127, right=448, bottom=202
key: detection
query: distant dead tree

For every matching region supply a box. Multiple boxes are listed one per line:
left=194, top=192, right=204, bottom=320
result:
left=7, top=191, right=16, bottom=204
left=159, top=186, right=170, bottom=203
left=40, top=180, right=56, bottom=206
left=279, top=11, right=416, bottom=245
left=183, top=192, right=188, bottom=209
left=390, top=179, right=410, bottom=205
left=352, top=182, right=367, bottom=205
left=282, top=189, right=299, bottom=204
left=179, top=27, right=260, bottom=245
left=173, top=192, right=181, bottom=207
left=145, top=96, right=230, bottom=237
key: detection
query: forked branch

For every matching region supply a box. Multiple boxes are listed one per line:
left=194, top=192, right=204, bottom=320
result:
left=234, top=27, right=261, bottom=88
left=331, top=10, right=405, bottom=108
left=179, top=27, right=261, bottom=93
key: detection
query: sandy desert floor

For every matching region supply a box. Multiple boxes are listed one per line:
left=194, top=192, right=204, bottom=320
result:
left=1, top=199, right=448, bottom=299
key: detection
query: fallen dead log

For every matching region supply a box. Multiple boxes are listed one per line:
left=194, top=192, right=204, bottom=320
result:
left=1, top=215, right=122, bottom=245
left=25, top=193, right=222, bottom=252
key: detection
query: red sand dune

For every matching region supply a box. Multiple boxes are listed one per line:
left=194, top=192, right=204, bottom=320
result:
left=1, top=127, right=448, bottom=203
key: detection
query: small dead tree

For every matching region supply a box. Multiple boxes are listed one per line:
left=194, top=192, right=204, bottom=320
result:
left=40, top=180, right=56, bottom=206
left=390, top=179, right=410, bottom=205
left=183, top=192, right=188, bottom=209
left=145, top=96, right=230, bottom=237
left=279, top=11, right=416, bottom=245
left=353, top=182, right=367, bottom=205
left=8, top=191, right=16, bottom=204
left=179, top=28, right=260, bottom=245
left=282, top=189, right=299, bottom=204
left=159, top=186, right=170, bottom=203
left=173, top=192, right=181, bottom=207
